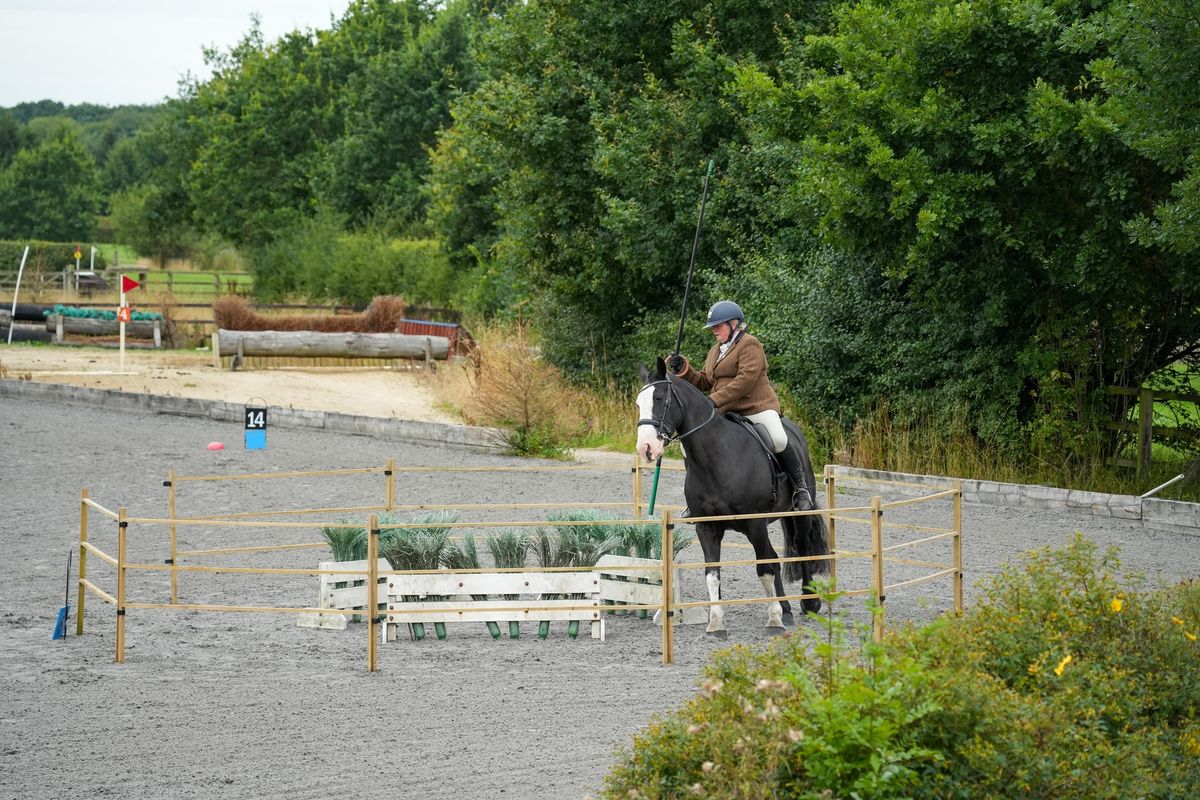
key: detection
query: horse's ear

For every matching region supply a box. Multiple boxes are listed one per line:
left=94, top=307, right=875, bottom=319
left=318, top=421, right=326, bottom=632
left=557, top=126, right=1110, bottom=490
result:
left=654, top=356, right=667, bottom=379
left=638, top=363, right=650, bottom=383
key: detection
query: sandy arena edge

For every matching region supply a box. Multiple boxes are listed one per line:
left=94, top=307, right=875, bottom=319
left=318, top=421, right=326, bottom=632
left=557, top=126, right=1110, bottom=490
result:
left=0, top=376, right=506, bottom=452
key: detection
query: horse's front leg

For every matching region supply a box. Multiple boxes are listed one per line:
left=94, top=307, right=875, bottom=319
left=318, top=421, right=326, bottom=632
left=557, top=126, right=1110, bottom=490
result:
left=697, top=523, right=727, bottom=639
left=749, top=521, right=786, bottom=633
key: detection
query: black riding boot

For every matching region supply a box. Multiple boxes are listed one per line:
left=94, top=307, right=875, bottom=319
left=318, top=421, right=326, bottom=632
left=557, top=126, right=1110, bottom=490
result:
left=776, top=443, right=813, bottom=511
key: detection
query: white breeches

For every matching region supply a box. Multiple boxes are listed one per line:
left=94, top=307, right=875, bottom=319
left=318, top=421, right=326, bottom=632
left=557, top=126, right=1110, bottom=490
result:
left=745, top=409, right=787, bottom=452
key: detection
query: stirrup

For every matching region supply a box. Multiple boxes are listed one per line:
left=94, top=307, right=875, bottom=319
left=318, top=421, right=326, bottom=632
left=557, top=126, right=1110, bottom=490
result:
left=791, top=487, right=813, bottom=512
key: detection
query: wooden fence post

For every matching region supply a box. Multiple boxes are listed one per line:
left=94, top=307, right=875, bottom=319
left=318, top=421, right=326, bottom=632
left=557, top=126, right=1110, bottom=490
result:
left=1138, top=388, right=1154, bottom=474
left=116, top=507, right=128, bottom=664
left=953, top=480, right=963, bottom=615
left=77, top=488, right=89, bottom=636
left=167, top=467, right=178, bottom=604
left=871, top=496, right=884, bottom=644
left=661, top=509, right=675, bottom=666
left=367, top=514, right=379, bottom=672
left=385, top=459, right=395, bottom=513
left=824, top=464, right=838, bottom=588
left=632, top=458, right=644, bottom=519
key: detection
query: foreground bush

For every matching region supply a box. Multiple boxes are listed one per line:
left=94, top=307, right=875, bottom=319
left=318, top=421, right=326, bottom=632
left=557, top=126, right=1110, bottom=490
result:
left=603, top=535, right=1200, bottom=799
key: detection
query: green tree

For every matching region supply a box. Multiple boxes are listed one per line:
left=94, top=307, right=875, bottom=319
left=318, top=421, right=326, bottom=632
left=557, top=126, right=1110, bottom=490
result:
left=105, top=98, right=207, bottom=262
left=0, top=112, right=31, bottom=168
left=317, top=0, right=482, bottom=231
left=186, top=22, right=336, bottom=247
left=729, top=0, right=1200, bottom=455
left=0, top=130, right=100, bottom=240
left=430, top=0, right=825, bottom=377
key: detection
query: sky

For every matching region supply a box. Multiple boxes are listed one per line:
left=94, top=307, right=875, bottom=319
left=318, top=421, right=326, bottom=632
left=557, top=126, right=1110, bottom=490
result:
left=1, top=1, right=349, bottom=108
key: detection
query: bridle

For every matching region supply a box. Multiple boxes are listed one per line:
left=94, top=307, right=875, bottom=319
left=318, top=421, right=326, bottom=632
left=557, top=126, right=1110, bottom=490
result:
left=637, top=376, right=716, bottom=446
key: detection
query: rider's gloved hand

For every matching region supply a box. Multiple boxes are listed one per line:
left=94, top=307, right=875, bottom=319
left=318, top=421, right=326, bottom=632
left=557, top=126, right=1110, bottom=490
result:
left=666, top=354, right=687, bottom=375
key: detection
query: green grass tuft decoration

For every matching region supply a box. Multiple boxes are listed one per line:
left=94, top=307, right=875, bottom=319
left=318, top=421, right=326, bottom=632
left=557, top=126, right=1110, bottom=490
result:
left=320, top=521, right=366, bottom=562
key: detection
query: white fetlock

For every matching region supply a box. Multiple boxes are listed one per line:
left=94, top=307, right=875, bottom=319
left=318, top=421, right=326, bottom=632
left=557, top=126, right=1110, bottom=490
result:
left=760, top=574, right=785, bottom=629
left=705, top=572, right=726, bottom=633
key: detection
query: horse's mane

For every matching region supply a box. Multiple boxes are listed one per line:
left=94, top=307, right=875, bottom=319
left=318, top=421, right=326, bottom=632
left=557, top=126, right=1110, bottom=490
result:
left=666, top=372, right=715, bottom=407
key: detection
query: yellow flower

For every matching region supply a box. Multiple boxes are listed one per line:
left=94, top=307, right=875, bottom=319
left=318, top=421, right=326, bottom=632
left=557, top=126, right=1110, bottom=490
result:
left=1171, top=616, right=1184, bottom=626
left=1186, top=631, right=1197, bottom=642
left=1110, top=598, right=1124, bottom=613
left=1054, top=654, right=1073, bottom=676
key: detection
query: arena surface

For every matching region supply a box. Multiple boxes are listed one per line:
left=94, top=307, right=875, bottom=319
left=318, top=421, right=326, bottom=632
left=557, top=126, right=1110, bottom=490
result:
left=2, top=393, right=1197, bottom=799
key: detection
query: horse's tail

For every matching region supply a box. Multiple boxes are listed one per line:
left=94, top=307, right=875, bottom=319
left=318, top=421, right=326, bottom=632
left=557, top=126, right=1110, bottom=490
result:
left=783, top=501, right=830, bottom=583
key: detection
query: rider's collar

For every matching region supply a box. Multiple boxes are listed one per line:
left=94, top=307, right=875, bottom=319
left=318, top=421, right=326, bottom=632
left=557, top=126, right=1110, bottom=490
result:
left=717, top=323, right=747, bottom=361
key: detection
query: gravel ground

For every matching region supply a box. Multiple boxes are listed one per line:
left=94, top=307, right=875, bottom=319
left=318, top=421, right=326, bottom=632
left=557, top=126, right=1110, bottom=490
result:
left=2, top=394, right=1198, bottom=800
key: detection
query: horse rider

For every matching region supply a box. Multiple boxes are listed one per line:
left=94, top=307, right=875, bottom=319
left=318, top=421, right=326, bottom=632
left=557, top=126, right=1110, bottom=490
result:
left=666, top=300, right=813, bottom=511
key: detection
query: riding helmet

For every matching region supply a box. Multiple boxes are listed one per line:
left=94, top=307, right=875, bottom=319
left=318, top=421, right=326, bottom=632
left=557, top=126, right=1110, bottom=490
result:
left=704, top=300, right=744, bottom=329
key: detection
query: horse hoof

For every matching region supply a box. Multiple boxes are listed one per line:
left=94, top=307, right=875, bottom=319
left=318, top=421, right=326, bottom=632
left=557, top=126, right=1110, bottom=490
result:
left=766, top=625, right=787, bottom=637
left=706, top=629, right=729, bottom=640
left=781, top=611, right=794, bottom=626
left=802, top=598, right=822, bottom=614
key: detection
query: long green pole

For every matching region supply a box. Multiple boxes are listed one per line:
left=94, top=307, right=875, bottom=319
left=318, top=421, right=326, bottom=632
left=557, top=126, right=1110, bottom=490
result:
left=647, top=457, right=662, bottom=516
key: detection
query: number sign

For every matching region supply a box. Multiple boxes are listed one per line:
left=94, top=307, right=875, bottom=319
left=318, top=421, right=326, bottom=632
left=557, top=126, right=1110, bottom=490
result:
left=244, top=405, right=267, bottom=450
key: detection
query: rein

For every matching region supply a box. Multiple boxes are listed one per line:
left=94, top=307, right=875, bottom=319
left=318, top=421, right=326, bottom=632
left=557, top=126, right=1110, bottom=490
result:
left=638, top=377, right=716, bottom=445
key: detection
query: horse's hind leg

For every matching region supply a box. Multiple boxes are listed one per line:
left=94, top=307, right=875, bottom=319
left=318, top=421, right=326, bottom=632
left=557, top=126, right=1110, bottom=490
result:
left=773, top=568, right=793, bottom=626
left=801, top=560, right=822, bottom=614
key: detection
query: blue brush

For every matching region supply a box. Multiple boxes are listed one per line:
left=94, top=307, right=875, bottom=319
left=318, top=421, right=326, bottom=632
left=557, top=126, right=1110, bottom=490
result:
left=52, top=551, right=71, bottom=640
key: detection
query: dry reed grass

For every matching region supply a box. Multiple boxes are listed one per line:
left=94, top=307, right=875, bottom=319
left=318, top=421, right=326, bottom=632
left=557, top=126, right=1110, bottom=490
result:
left=212, top=295, right=407, bottom=332
left=431, top=322, right=591, bottom=455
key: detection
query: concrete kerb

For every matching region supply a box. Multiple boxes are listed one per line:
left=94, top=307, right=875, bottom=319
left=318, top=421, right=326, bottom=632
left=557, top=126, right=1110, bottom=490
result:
left=832, top=465, right=1199, bottom=535
left=7, top=377, right=1195, bottom=529
left=0, top=378, right=506, bottom=453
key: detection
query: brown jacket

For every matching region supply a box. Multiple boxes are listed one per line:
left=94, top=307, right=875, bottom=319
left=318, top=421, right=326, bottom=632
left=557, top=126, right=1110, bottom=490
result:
left=679, top=331, right=781, bottom=416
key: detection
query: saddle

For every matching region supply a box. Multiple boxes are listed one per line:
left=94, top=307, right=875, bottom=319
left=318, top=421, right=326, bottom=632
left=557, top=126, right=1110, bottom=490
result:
left=724, top=412, right=785, bottom=503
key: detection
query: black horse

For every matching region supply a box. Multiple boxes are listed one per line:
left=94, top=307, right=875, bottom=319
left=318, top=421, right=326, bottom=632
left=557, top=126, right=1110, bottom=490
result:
left=636, top=357, right=829, bottom=636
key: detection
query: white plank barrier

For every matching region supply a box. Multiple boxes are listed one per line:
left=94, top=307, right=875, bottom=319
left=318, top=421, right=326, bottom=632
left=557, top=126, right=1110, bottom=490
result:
left=595, top=555, right=708, bottom=626
left=296, top=558, right=389, bottom=631
left=297, top=555, right=708, bottom=639
left=384, top=570, right=604, bottom=642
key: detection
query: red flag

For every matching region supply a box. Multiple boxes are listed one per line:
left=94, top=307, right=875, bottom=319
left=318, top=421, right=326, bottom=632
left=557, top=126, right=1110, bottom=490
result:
left=120, top=274, right=140, bottom=293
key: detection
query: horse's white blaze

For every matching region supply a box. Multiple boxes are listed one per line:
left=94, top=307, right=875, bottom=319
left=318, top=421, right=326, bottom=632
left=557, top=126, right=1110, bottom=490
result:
left=706, top=572, right=726, bottom=632
left=635, top=384, right=664, bottom=462
left=759, top=573, right=784, bottom=629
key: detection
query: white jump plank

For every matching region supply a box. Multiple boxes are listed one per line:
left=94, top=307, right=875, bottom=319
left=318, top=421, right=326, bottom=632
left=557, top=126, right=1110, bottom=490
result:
left=386, top=598, right=600, bottom=623
left=390, top=571, right=598, bottom=597
left=598, top=578, right=663, bottom=605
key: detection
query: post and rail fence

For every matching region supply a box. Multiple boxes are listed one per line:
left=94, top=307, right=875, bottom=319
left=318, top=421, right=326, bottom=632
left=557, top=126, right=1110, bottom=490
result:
left=74, top=459, right=963, bottom=670
left=1106, top=385, right=1200, bottom=473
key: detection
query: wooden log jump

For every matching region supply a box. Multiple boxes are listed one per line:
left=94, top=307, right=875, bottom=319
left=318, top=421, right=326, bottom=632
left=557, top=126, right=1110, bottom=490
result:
left=47, top=314, right=163, bottom=345
left=214, top=328, right=450, bottom=367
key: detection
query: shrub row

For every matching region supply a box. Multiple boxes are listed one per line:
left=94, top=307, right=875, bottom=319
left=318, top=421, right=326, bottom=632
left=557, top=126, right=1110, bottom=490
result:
left=603, top=535, right=1200, bottom=799
left=212, top=295, right=406, bottom=332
